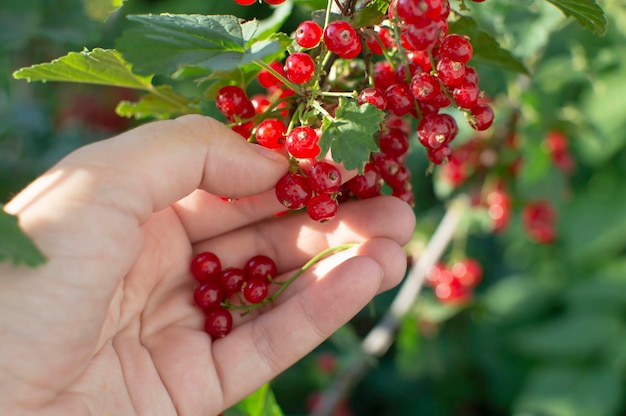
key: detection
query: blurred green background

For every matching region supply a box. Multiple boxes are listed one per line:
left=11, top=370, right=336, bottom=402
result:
left=1, top=1, right=625, bottom=415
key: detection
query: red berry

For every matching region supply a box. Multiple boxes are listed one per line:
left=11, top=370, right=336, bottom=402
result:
left=486, top=188, right=512, bottom=232
left=204, top=307, right=233, bottom=339
left=358, top=87, right=387, bottom=110
left=295, top=20, right=323, bottom=49
left=436, top=57, right=466, bottom=87
left=467, top=103, right=494, bottom=131
left=410, top=72, right=441, bottom=102
left=307, top=194, right=339, bottom=222
left=379, top=128, right=409, bottom=157
left=426, top=262, right=454, bottom=286
left=453, top=81, right=480, bottom=109
left=364, top=26, right=393, bottom=55
left=190, top=252, right=222, bottom=283
left=307, top=161, right=342, bottom=194
left=219, top=268, right=247, bottom=296
left=347, top=164, right=382, bottom=199
left=243, top=277, right=269, bottom=304
left=244, top=255, right=278, bottom=281
left=234, top=0, right=256, bottom=5
left=427, top=144, right=452, bottom=165
left=385, top=83, right=414, bottom=116
left=264, top=0, right=286, bottom=4
left=417, top=113, right=458, bottom=149
left=284, top=52, right=315, bottom=84
left=403, top=17, right=440, bottom=51
left=257, top=61, right=285, bottom=89
left=434, top=278, right=471, bottom=304
left=522, top=201, right=557, bottom=244
left=286, top=126, right=320, bottom=158
left=256, top=118, right=287, bottom=148
left=323, top=20, right=362, bottom=59
left=193, top=281, right=224, bottom=311
left=275, top=173, right=312, bottom=210
left=451, top=258, right=483, bottom=287
left=215, top=86, right=249, bottom=117
left=439, top=34, right=473, bottom=63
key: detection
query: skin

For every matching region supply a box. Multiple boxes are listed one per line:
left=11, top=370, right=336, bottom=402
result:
left=0, top=115, right=415, bottom=416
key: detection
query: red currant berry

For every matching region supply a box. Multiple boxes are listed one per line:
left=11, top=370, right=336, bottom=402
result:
left=453, top=81, right=480, bottom=109
left=379, top=128, right=409, bottom=157
left=410, top=72, right=441, bottom=103
left=373, top=61, right=396, bottom=91
left=190, top=252, right=222, bottom=283
left=193, top=281, right=223, bottom=311
left=234, top=0, right=256, bottom=5
left=307, top=194, right=339, bottom=222
left=436, top=57, right=466, bottom=87
left=347, top=164, right=382, bottom=199
left=257, top=61, right=285, bottom=89
left=467, top=103, right=494, bottom=131
left=295, top=20, right=323, bottom=49
left=219, top=268, right=247, bottom=296
left=307, top=161, right=342, bottom=194
left=215, top=86, right=249, bottom=118
left=256, top=118, right=287, bottom=148
left=275, top=173, right=312, bottom=210
left=264, top=0, right=286, bottom=4
left=286, top=126, right=320, bottom=159
left=284, top=52, right=315, bottom=84
left=358, top=87, right=387, bottom=110
left=418, top=113, right=458, bottom=149
left=439, top=34, right=473, bottom=63
left=522, top=201, right=557, bottom=244
left=403, top=17, right=440, bottom=51
left=385, top=83, right=414, bottom=116
left=244, top=255, right=277, bottom=281
left=434, top=278, right=471, bottom=304
left=243, top=277, right=269, bottom=304
left=451, top=258, right=483, bottom=288
left=364, top=26, right=393, bottom=55
left=427, top=144, right=452, bottom=165
left=426, top=262, right=454, bottom=286
left=204, top=307, right=233, bottom=339
left=323, top=20, right=362, bottom=59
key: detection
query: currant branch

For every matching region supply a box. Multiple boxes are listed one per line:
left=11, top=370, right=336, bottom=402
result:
left=309, top=196, right=470, bottom=416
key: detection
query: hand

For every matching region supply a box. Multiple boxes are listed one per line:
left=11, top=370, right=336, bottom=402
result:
left=0, top=115, right=415, bottom=415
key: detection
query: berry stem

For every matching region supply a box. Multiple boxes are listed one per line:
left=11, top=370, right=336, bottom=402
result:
left=222, top=243, right=358, bottom=315
left=253, top=60, right=302, bottom=94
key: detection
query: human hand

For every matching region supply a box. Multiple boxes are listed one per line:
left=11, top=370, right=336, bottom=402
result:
left=0, top=115, right=415, bottom=415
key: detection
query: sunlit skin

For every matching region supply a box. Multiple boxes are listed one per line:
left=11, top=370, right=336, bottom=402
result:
left=0, top=115, right=415, bottom=415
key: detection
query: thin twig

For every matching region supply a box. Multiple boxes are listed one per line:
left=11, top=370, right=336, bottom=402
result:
left=309, top=196, right=470, bottom=416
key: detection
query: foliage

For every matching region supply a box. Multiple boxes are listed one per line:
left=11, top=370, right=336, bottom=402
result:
left=2, top=0, right=625, bottom=415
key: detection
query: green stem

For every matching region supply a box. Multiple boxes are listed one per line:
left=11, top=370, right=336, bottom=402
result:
left=311, top=100, right=334, bottom=120
left=223, top=243, right=358, bottom=315
left=253, top=60, right=302, bottom=94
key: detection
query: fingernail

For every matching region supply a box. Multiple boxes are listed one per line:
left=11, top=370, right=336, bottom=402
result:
left=251, top=144, right=288, bottom=162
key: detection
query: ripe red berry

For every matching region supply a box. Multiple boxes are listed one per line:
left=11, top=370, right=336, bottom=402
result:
left=215, top=86, right=249, bottom=117
left=385, top=83, right=414, bottom=116
left=522, top=201, right=557, bottom=244
left=453, top=81, right=480, bottom=109
left=379, top=128, right=409, bottom=157
left=323, top=20, right=362, bottom=59
left=451, top=258, right=483, bottom=288
left=403, top=17, right=440, bottom=51
left=436, top=57, right=466, bottom=87
left=284, top=52, right=315, bottom=84
left=234, top=0, right=256, bottom=5
left=347, top=164, right=382, bottom=199
left=358, top=87, right=387, bottom=110
left=243, top=277, right=270, bottom=304
left=426, top=262, right=454, bottom=286
left=257, top=61, right=285, bottom=89
left=190, top=252, right=222, bottom=283
left=193, top=281, right=223, bottom=311
left=434, top=278, right=471, bottom=304
left=244, top=255, right=278, bottom=281
left=255, top=118, right=287, bottom=148
left=295, top=20, right=323, bottom=49
left=219, top=268, right=247, bottom=295
left=275, top=173, right=312, bottom=210
left=410, top=72, right=441, bottom=103
left=417, top=113, right=458, bottom=149
left=307, top=194, right=339, bottom=222
left=467, top=103, right=494, bottom=131
left=439, top=34, right=473, bottom=63
left=264, top=0, right=286, bottom=4
left=204, top=307, right=233, bottom=339
left=286, top=126, right=320, bottom=159
left=307, top=161, right=342, bottom=194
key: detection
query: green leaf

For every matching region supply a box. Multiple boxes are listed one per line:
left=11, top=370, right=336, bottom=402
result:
left=223, top=384, right=284, bottom=416
left=0, top=209, right=46, bottom=267
left=115, top=86, right=199, bottom=120
left=351, top=0, right=389, bottom=27
left=13, top=48, right=154, bottom=90
left=545, top=0, right=608, bottom=36
left=515, top=365, right=623, bottom=416
left=319, top=98, right=384, bottom=172
left=449, top=17, right=529, bottom=75
left=116, top=14, right=288, bottom=76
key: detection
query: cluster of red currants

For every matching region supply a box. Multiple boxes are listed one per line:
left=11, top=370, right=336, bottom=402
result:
left=218, top=0, right=493, bottom=221
left=522, top=201, right=557, bottom=245
left=426, top=257, right=483, bottom=304
left=190, top=251, right=279, bottom=338
left=544, top=130, right=575, bottom=174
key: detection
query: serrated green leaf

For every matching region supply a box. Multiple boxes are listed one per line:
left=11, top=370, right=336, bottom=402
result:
left=116, top=14, right=288, bottom=76
left=449, top=17, right=529, bottom=75
left=0, top=209, right=46, bottom=267
left=13, top=48, right=154, bottom=90
left=545, top=0, right=608, bottom=36
left=352, top=0, right=389, bottom=27
left=115, top=86, right=198, bottom=120
left=319, top=98, right=384, bottom=172
left=223, top=384, right=284, bottom=416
